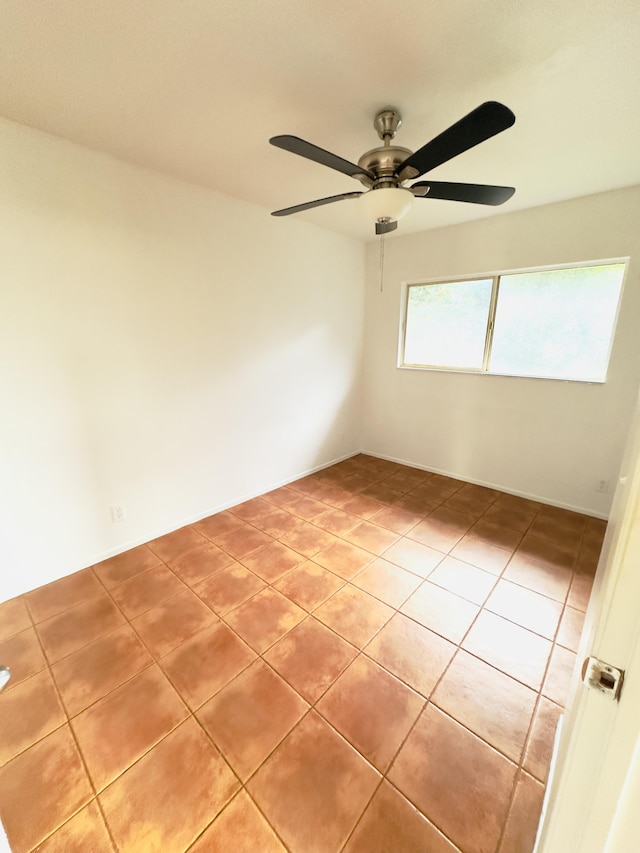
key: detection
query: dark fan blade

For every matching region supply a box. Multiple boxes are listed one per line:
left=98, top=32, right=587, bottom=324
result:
left=411, top=181, right=515, bottom=206
left=270, top=135, right=374, bottom=181
left=271, top=192, right=362, bottom=217
left=375, top=219, right=398, bottom=235
left=395, top=102, right=515, bottom=181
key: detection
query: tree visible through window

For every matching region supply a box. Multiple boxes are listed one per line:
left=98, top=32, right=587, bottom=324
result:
left=401, top=262, right=626, bottom=382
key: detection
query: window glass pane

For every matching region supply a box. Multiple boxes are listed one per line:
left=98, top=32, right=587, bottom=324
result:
left=404, top=279, right=493, bottom=369
left=490, top=264, right=625, bottom=381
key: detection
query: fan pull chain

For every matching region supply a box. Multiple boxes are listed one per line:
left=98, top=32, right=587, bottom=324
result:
left=379, top=231, right=385, bottom=292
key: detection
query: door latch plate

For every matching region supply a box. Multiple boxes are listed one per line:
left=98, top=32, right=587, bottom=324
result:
left=581, top=656, right=624, bottom=701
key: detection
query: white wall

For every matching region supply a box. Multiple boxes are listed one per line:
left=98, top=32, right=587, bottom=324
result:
left=0, top=119, right=364, bottom=600
left=362, top=186, right=640, bottom=516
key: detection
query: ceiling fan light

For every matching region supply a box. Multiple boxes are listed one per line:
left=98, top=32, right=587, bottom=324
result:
left=360, top=187, right=414, bottom=224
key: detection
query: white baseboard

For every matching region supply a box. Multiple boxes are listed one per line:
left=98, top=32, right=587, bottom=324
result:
left=83, top=449, right=362, bottom=570
left=360, top=449, right=608, bottom=520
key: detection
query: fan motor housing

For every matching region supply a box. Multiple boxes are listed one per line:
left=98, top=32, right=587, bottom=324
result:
left=357, top=145, right=413, bottom=188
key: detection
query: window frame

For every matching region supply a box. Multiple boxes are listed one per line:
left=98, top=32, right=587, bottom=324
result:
left=397, top=258, right=628, bottom=383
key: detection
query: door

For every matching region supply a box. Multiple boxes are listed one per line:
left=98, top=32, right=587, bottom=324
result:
left=536, top=391, right=640, bottom=853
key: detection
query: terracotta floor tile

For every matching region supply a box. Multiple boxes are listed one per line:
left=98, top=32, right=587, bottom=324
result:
left=131, top=589, right=217, bottom=658
left=225, top=588, right=306, bottom=653
left=392, top=492, right=439, bottom=516
left=400, top=582, right=480, bottom=644
left=382, top=468, right=430, bottom=491
left=252, top=507, right=300, bottom=538
left=312, top=506, right=362, bottom=536
left=383, top=538, right=445, bottom=578
left=4, top=461, right=592, bottom=852
left=0, top=668, right=66, bottom=765
left=343, top=521, right=400, bottom=555
left=352, top=558, right=422, bottom=609
left=197, top=660, right=308, bottom=779
left=160, top=621, right=256, bottom=710
left=193, top=510, right=245, bottom=540
left=288, top=474, right=330, bottom=498
left=147, top=525, right=208, bottom=563
left=92, top=545, right=161, bottom=589
left=248, top=711, right=380, bottom=853
left=576, top=546, right=600, bottom=576
left=262, top=485, right=300, bottom=507
left=25, top=569, right=104, bottom=624
left=482, top=502, right=537, bottom=533
left=0, top=725, right=93, bottom=853
left=428, top=556, right=497, bottom=605
left=316, top=582, right=394, bottom=647
left=463, top=611, right=552, bottom=690
left=230, top=496, right=275, bottom=523
left=450, top=534, right=513, bottom=574
left=469, top=517, right=524, bottom=551
left=523, top=696, right=563, bottom=783
left=543, top=644, right=577, bottom=707
left=579, top=536, right=605, bottom=575
left=494, top=493, right=541, bottom=515
left=313, top=540, right=375, bottom=579
left=99, top=718, right=239, bottom=853
left=212, top=522, right=274, bottom=560
left=528, top=515, right=584, bottom=550
left=169, top=541, right=236, bottom=585
left=567, top=571, right=593, bottom=611
left=318, top=656, right=424, bottom=772
left=109, top=565, right=186, bottom=618
left=411, top=479, right=461, bottom=505
left=188, top=791, right=286, bottom=853
left=71, top=665, right=188, bottom=790
left=241, top=540, right=305, bottom=582
left=344, top=780, right=458, bottom=853
left=338, top=494, right=386, bottom=519
left=422, top=473, right=463, bottom=495
left=265, top=617, right=357, bottom=702
left=486, top=578, right=564, bottom=639
left=0, top=626, right=47, bottom=691
left=536, top=505, right=587, bottom=534
left=444, top=483, right=499, bottom=516
left=51, top=624, right=152, bottom=717
left=388, top=704, right=517, bottom=853
left=279, top=520, right=339, bottom=558
left=366, top=613, right=456, bottom=697
left=36, top=595, right=126, bottom=663
left=343, top=473, right=382, bottom=493
left=361, top=482, right=404, bottom=505
left=194, top=563, right=266, bottom=614
left=34, top=800, right=115, bottom=853
left=432, top=650, right=537, bottom=762
left=517, top=530, right=578, bottom=570
left=0, top=596, right=31, bottom=641
left=274, top=560, right=345, bottom=611
left=498, top=770, right=545, bottom=853
left=369, top=505, right=423, bottom=535
left=557, top=605, right=586, bottom=651
left=312, top=484, right=354, bottom=509
left=407, top=507, right=474, bottom=552
left=585, top=515, right=607, bottom=539
left=504, top=553, right=573, bottom=602
left=285, top=493, right=328, bottom=521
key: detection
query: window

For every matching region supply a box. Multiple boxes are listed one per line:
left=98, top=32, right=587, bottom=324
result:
left=400, top=261, right=626, bottom=382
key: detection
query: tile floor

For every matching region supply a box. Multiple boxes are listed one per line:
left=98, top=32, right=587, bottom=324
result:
left=0, top=454, right=604, bottom=853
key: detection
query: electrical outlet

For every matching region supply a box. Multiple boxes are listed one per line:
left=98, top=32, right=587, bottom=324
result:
left=595, top=480, right=609, bottom=493
left=111, top=505, right=126, bottom=523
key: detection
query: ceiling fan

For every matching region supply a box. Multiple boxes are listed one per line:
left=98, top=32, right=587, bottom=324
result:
left=270, top=102, right=516, bottom=235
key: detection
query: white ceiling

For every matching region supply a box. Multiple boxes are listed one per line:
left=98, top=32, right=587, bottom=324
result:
left=1, top=0, right=639, bottom=241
